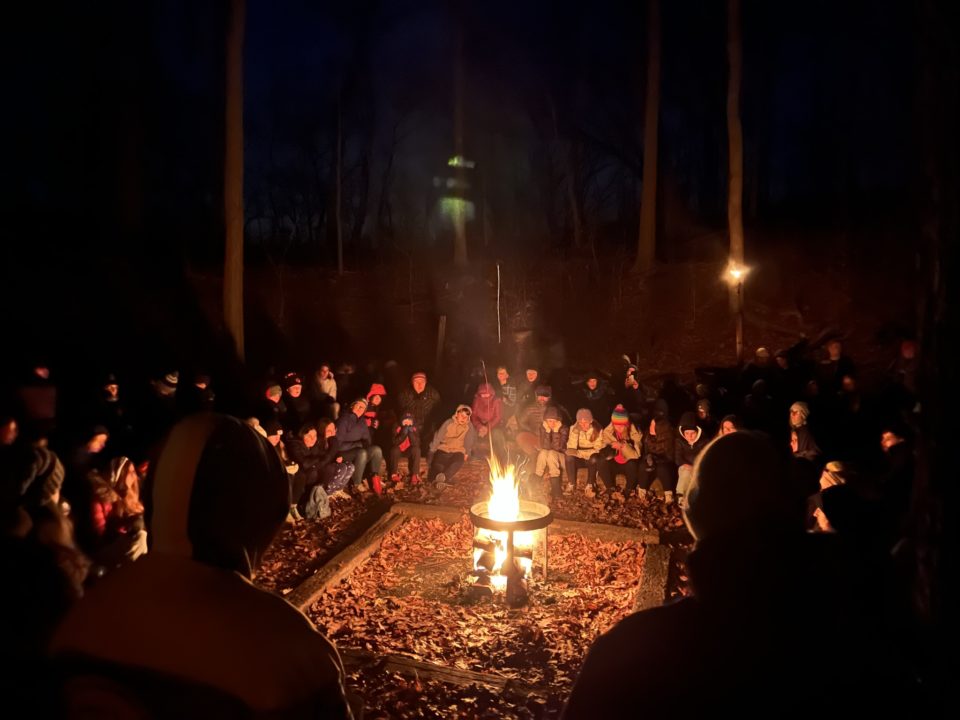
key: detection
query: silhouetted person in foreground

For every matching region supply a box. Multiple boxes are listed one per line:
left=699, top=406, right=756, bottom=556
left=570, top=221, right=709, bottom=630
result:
left=564, top=431, right=913, bottom=719
left=52, top=413, right=353, bottom=718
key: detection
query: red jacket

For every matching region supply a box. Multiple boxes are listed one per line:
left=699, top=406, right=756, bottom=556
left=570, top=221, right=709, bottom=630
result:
left=471, top=383, right=502, bottom=430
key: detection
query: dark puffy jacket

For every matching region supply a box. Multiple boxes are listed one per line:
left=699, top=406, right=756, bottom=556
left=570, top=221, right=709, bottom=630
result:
left=335, top=413, right=372, bottom=451
left=643, top=418, right=675, bottom=461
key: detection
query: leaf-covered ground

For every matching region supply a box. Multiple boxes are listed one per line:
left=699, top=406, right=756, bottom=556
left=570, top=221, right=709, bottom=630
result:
left=257, top=457, right=690, bottom=596
left=307, top=516, right=645, bottom=696
left=345, top=667, right=563, bottom=720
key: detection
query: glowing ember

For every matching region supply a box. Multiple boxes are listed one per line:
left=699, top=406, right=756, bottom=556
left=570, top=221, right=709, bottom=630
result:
left=473, top=454, right=535, bottom=590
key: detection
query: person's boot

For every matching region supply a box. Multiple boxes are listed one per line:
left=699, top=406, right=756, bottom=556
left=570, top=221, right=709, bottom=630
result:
left=636, top=487, right=648, bottom=501
left=371, top=475, right=383, bottom=496
left=664, top=490, right=674, bottom=505
left=410, top=474, right=421, bottom=486
left=433, top=472, right=447, bottom=490
left=550, top=475, right=562, bottom=499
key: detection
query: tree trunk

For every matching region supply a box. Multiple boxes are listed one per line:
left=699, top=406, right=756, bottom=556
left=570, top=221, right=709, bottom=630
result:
left=726, top=0, right=745, bottom=267
left=634, top=0, right=660, bottom=274
left=336, top=87, right=344, bottom=275
left=452, top=11, right=469, bottom=267
left=223, top=0, right=245, bottom=360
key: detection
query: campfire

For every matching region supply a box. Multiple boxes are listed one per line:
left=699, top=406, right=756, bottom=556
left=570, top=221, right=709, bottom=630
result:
left=468, top=455, right=553, bottom=605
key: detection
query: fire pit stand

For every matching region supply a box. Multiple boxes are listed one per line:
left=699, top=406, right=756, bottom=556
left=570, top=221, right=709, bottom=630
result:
left=469, top=498, right=553, bottom=579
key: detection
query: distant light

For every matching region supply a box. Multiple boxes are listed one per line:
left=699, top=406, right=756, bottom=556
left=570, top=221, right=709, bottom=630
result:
left=448, top=155, right=476, bottom=169
left=724, top=261, right=750, bottom=285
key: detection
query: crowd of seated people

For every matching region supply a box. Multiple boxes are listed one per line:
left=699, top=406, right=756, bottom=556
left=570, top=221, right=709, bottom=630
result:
left=0, top=333, right=924, bottom=715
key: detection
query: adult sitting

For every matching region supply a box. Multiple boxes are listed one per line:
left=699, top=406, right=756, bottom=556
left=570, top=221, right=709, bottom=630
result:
left=335, top=398, right=384, bottom=495
left=52, top=413, right=352, bottom=718
left=564, top=431, right=912, bottom=719
left=597, top=405, right=642, bottom=497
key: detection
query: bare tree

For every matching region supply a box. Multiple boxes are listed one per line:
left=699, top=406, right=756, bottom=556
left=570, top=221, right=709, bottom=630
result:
left=726, top=0, right=745, bottom=267
left=224, top=0, right=245, bottom=359
left=452, top=10, right=469, bottom=267
left=634, top=0, right=661, bottom=274
left=335, top=86, right=344, bottom=274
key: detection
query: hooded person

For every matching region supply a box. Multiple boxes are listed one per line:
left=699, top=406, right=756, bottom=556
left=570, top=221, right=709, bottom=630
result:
left=427, top=405, right=477, bottom=488
left=790, top=425, right=822, bottom=467
left=471, top=382, right=505, bottom=462
left=674, top=411, right=707, bottom=501
left=51, top=414, right=353, bottom=718
left=564, top=431, right=913, bottom=719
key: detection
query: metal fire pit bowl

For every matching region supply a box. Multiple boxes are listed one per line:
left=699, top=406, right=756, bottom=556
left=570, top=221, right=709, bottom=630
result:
left=468, top=499, right=554, bottom=533
left=469, top=499, right=554, bottom=579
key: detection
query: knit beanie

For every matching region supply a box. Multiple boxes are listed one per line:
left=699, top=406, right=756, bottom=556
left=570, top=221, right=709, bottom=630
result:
left=411, top=371, right=427, bottom=382
left=576, top=408, right=593, bottom=423
left=161, top=372, right=179, bottom=389
left=611, top=405, right=628, bottom=424
left=544, top=406, right=561, bottom=422
left=282, top=372, right=303, bottom=390
left=265, top=384, right=282, bottom=400
left=535, top=385, right=552, bottom=399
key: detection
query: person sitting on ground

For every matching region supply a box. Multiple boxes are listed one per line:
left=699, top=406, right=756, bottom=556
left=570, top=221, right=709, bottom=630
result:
left=363, top=384, right=386, bottom=428
left=641, top=401, right=678, bottom=503
left=494, top=365, right=518, bottom=419
left=295, top=419, right=354, bottom=520
left=471, top=382, right=505, bottom=461
left=285, top=423, right=324, bottom=520
left=597, top=405, right=642, bottom=497
left=281, top=373, right=311, bottom=434
left=564, top=431, right=913, bottom=719
left=565, top=409, right=603, bottom=493
left=535, top=406, right=569, bottom=500
left=389, top=413, right=421, bottom=485
left=426, top=405, right=476, bottom=489
left=335, top=399, right=384, bottom=495
left=675, top=411, right=708, bottom=503
left=52, top=414, right=353, bottom=718
left=516, top=366, right=541, bottom=408
left=397, top=372, right=441, bottom=441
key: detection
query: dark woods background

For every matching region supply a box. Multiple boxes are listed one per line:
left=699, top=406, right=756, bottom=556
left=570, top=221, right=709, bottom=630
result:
left=0, top=0, right=957, bottom=682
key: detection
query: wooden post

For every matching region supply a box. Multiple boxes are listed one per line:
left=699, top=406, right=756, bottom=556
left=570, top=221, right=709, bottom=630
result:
left=435, top=314, right=447, bottom=372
